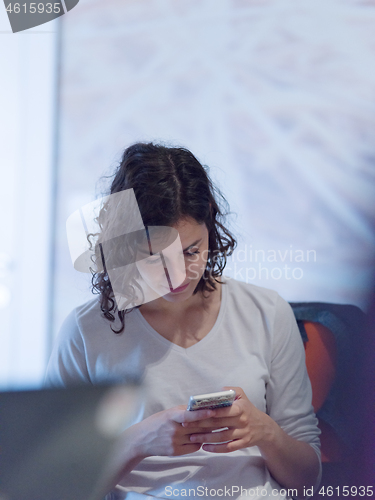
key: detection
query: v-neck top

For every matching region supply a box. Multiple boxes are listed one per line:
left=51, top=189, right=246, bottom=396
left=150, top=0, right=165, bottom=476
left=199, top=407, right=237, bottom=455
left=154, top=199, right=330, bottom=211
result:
left=134, top=283, right=226, bottom=353
left=45, top=278, right=321, bottom=499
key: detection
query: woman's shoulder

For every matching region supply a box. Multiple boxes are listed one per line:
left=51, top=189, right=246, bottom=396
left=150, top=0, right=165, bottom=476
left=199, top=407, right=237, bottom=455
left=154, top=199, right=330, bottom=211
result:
left=223, top=277, right=280, bottom=305
left=222, top=278, right=294, bottom=324
left=44, top=298, right=102, bottom=386
left=56, top=296, right=122, bottom=343
left=74, top=296, right=102, bottom=327
left=222, top=279, right=302, bottom=361
left=51, top=297, right=100, bottom=344
left=45, top=297, right=132, bottom=386
left=67, top=297, right=131, bottom=337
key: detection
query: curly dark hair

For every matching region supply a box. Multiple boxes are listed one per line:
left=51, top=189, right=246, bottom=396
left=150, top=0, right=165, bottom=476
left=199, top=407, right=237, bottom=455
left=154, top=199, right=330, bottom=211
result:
left=91, top=142, right=236, bottom=333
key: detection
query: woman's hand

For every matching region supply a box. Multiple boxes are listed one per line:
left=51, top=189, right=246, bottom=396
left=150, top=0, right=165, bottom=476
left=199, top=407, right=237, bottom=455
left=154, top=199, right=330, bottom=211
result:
left=182, top=386, right=320, bottom=494
left=182, top=386, right=275, bottom=453
left=130, top=405, right=217, bottom=458
left=105, top=405, right=216, bottom=489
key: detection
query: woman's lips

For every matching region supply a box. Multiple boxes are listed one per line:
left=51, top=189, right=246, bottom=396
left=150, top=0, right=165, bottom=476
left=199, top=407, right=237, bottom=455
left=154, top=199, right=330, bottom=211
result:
left=169, top=282, right=189, bottom=294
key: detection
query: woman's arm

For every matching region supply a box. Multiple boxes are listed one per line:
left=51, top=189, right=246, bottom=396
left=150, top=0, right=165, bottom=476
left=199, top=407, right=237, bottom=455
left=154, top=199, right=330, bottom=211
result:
left=102, top=405, right=216, bottom=492
left=183, top=387, right=320, bottom=497
left=258, top=414, right=320, bottom=494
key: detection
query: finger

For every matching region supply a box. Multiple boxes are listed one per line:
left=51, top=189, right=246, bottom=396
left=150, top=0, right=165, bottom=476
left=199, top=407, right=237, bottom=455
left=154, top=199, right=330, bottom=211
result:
left=173, top=408, right=216, bottom=424
left=174, top=428, right=207, bottom=446
left=182, top=405, right=241, bottom=427
left=211, top=403, right=242, bottom=418
left=202, top=439, right=245, bottom=453
left=221, top=385, right=242, bottom=391
left=189, top=428, right=241, bottom=444
left=221, top=386, right=241, bottom=398
left=180, top=425, right=223, bottom=435
left=221, top=386, right=251, bottom=403
left=183, top=416, right=241, bottom=429
left=179, top=443, right=202, bottom=455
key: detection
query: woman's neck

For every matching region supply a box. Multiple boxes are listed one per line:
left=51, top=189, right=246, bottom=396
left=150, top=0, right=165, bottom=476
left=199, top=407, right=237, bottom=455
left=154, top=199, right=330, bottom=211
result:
left=138, top=283, right=222, bottom=348
left=139, top=283, right=221, bottom=317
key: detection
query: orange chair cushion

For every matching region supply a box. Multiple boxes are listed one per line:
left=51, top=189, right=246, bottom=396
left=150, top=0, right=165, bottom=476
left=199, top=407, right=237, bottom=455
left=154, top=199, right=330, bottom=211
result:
left=303, top=321, right=342, bottom=462
left=303, top=321, right=337, bottom=412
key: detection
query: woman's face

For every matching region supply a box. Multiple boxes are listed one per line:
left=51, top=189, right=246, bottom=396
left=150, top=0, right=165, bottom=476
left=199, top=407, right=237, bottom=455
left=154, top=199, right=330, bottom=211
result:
left=136, top=217, right=209, bottom=304
left=164, top=217, right=209, bottom=302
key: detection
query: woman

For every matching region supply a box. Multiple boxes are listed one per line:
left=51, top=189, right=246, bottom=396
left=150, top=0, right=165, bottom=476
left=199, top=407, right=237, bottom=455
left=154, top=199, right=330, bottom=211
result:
left=46, top=142, right=321, bottom=499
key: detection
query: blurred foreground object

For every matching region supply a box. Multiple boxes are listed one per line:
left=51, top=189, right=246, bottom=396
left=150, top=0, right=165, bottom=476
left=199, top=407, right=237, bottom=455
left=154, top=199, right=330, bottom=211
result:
left=0, top=382, right=141, bottom=500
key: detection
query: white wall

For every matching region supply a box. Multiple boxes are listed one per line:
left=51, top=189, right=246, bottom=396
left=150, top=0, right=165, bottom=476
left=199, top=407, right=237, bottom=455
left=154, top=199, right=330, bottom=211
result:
left=53, top=0, right=375, bottom=341
left=0, top=11, right=59, bottom=388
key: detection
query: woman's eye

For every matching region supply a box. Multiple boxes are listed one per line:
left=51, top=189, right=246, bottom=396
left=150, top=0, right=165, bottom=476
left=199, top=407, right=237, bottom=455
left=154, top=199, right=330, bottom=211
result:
left=184, top=250, right=200, bottom=257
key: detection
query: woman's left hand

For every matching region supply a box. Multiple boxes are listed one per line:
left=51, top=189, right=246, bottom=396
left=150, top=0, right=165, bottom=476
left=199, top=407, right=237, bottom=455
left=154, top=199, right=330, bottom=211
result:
left=182, top=386, right=276, bottom=453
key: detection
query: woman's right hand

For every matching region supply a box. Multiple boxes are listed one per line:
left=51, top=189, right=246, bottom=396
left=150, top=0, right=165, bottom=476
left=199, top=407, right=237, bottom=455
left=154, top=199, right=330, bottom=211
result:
left=105, top=405, right=216, bottom=489
left=131, top=405, right=216, bottom=458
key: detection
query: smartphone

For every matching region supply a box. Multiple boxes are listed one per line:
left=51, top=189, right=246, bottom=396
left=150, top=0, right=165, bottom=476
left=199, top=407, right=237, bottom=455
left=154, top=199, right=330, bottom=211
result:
left=187, top=389, right=236, bottom=411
